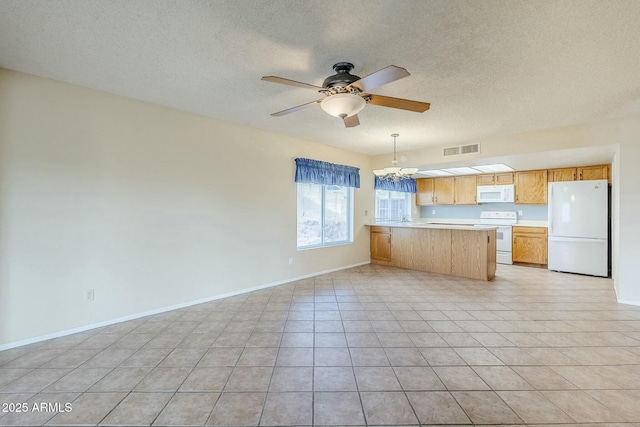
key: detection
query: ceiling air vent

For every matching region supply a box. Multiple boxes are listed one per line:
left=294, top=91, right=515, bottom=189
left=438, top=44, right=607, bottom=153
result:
left=442, top=143, right=480, bottom=157
left=442, top=146, right=460, bottom=157
left=461, top=143, right=480, bottom=154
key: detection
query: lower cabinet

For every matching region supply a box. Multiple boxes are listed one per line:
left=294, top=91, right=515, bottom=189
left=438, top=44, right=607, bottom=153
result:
left=512, top=226, right=548, bottom=264
left=369, top=226, right=496, bottom=281
left=370, top=226, right=392, bottom=261
left=451, top=229, right=496, bottom=280
left=389, top=227, right=453, bottom=274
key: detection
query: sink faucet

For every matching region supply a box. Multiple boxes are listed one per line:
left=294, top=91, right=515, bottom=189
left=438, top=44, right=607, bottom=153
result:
left=401, top=215, right=409, bottom=223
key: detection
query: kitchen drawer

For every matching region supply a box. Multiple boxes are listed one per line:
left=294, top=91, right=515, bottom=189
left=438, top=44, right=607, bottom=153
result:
left=512, top=226, right=547, bottom=235
left=370, top=226, right=391, bottom=233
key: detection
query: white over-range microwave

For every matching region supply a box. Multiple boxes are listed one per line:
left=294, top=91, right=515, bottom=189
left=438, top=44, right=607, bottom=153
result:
left=476, top=184, right=515, bottom=203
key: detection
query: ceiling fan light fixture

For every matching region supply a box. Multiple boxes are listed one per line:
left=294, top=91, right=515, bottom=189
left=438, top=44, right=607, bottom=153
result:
left=320, top=93, right=366, bottom=118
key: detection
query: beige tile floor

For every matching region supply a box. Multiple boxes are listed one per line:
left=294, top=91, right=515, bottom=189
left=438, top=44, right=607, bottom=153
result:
left=1, top=264, right=640, bottom=426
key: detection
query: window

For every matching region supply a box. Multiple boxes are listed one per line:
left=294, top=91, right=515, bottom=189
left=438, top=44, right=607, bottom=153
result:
left=297, top=183, right=353, bottom=249
left=375, top=189, right=412, bottom=221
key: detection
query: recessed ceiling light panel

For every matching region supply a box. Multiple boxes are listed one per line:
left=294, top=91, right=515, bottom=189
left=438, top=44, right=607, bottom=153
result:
left=415, top=170, right=454, bottom=177
left=473, top=163, right=515, bottom=173
left=440, top=167, right=480, bottom=175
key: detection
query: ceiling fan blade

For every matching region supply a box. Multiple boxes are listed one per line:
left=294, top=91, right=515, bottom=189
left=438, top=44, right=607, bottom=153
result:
left=270, top=99, right=323, bottom=116
left=367, top=94, right=431, bottom=113
left=261, top=76, right=324, bottom=91
left=348, top=65, right=410, bottom=92
left=343, top=114, right=360, bottom=128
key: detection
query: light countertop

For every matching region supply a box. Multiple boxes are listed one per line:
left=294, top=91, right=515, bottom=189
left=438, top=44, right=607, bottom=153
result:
left=370, top=217, right=548, bottom=228
left=367, top=222, right=498, bottom=231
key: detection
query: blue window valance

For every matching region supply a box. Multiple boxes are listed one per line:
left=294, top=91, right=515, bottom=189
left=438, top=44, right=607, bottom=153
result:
left=295, top=158, right=360, bottom=188
left=374, top=176, right=417, bottom=193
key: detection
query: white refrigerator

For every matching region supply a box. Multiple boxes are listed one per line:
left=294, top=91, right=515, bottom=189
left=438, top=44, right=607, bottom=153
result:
left=548, top=179, right=609, bottom=277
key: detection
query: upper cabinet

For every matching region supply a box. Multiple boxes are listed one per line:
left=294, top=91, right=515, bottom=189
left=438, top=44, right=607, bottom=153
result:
left=515, top=169, right=548, bottom=204
left=495, top=172, right=515, bottom=185
left=454, top=175, right=477, bottom=205
left=578, top=164, right=609, bottom=182
left=477, top=174, right=495, bottom=186
left=416, top=178, right=435, bottom=206
left=548, top=167, right=576, bottom=182
left=477, top=172, right=514, bottom=186
left=548, top=164, right=610, bottom=183
left=434, top=177, right=455, bottom=205
left=416, top=177, right=455, bottom=205
left=416, top=164, right=609, bottom=207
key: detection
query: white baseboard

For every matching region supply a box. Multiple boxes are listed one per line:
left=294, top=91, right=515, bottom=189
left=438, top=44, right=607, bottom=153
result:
left=616, top=299, right=640, bottom=307
left=0, top=261, right=370, bottom=352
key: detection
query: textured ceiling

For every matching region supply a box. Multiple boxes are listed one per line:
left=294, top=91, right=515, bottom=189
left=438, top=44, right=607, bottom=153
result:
left=1, top=0, right=639, bottom=156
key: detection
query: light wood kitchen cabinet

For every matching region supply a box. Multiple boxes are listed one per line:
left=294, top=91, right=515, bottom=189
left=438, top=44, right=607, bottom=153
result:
left=416, top=177, right=455, bottom=205
left=548, top=167, right=577, bottom=182
left=434, top=177, right=455, bottom=205
left=477, top=174, right=495, bottom=185
left=416, top=178, right=435, bottom=206
left=548, top=164, right=610, bottom=182
left=477, top=172, right=514, bottom=185
left=577, top=164, right=609, bottom=182
left=512, top=226, right=547, bottom=265
left=370, top=226, right=391, bottom=261
left=454, top=175, right=477, bottom=205
left=451, top=229, right=496, bottom=280
left=389, top=227, right=454, bottom=275
left=515, top=169, right=547, bottom=204
left=495, top=172, right=515, bottom=184
left=369, top=225, right=495, bottom=280
left=428, top=228, right=455, bottom=275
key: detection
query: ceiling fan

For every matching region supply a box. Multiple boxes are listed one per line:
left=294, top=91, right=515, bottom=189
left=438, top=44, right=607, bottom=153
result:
left=261, top=62, right=430, bottom=128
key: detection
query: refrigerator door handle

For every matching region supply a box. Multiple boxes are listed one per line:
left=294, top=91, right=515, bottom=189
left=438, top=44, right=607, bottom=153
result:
left=548, top=236, right=607, bottom=243
left=548, top=184, right=553, bottom=235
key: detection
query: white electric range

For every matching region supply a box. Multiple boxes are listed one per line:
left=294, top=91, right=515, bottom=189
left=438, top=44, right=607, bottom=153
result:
left=476, top=211, right=518, bottom=264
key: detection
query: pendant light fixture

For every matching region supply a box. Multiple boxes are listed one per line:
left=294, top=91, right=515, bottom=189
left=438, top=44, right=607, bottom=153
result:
left=373, top=134, right=419, bottom=181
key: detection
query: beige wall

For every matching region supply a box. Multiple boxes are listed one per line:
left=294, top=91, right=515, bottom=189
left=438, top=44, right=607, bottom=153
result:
left=375, top=117, right=640, bottom=306
left=0, top=69, right=373, bottom=347
left=2, top=66, right=638, bottom=348
left=615, top=125, right=640, bottom=304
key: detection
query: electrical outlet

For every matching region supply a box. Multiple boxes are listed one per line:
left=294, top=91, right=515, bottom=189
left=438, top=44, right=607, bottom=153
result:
left=85, top=289, right=95, bottom=302
left=518, top=210, right=523, bottom=217
left=288, top=257, right=294, bottom=265
left=432, top=209, right=436, bottom=215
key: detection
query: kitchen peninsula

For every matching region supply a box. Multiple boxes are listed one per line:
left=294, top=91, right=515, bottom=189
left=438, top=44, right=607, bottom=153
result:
left=368, top=223, right=497, bottom=281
